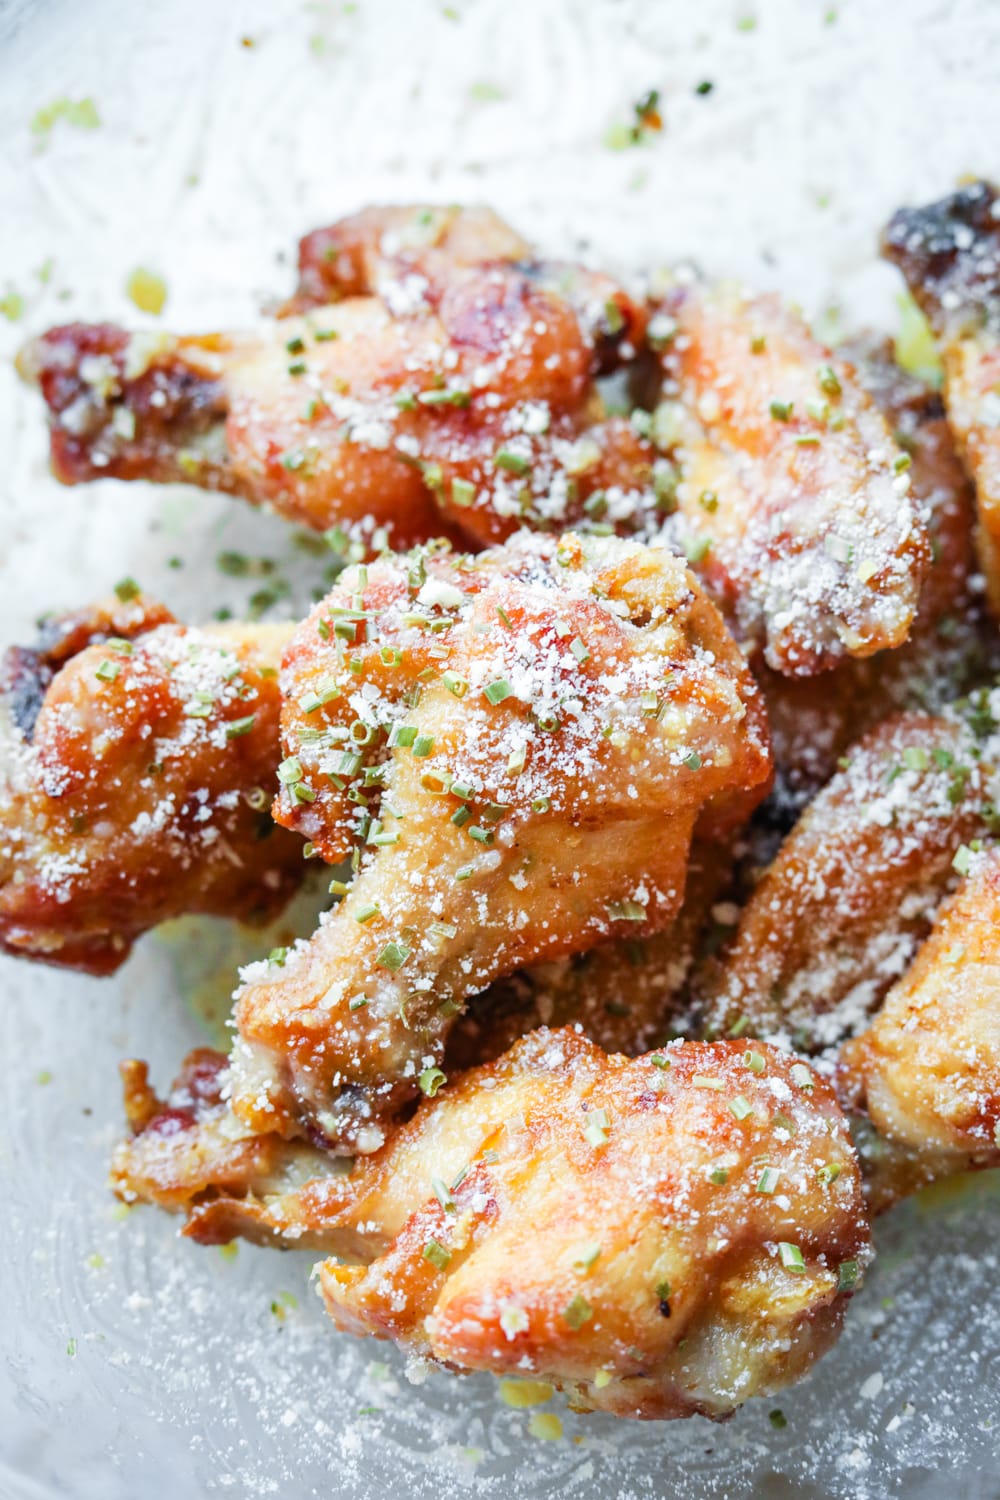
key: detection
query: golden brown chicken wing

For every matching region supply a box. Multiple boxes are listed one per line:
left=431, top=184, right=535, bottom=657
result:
left=839, top=846, right=1000, bottom=1209
left=882, top=180, right=1000, bottom=612
left=695, top=700, right=1000, bottom=1050
left=445, top=837, right=731, bottom=1069
left=651, top=279, right=931, bottom=675
left=0, top=594, right=302, bottom=973
left=228, top=531, right=770, bottom=1152
left=113, top=1028, right=870, bottom=1421
left=755, top=340, right=988, bottom=811
left=286, top=203, right=533, bottom=314
left=18, top=211, right=653, bottom=549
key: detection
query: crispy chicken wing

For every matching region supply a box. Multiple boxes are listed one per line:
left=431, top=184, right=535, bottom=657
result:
left=445, top=837, right=730, bottom=1069
left=229, top=532, right=770, bottom=1152
left=652, top=279, right=931, bottom=675
left=0, top=595, right=302, bottom=973
left=882, top=180, right=1000, bottom=612
left=839, top=847, right=1000, bottom=1209
left=18, top=212, right=652, bottom=549
left=695, top=700, right=1000, bottom=1051
left=755, top=341, right=988, bottom=811
left=286, top=203, right=532, bottom=314
left=114, top=1029, right=870, bottom=1421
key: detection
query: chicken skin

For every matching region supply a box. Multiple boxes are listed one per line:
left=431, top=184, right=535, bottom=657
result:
left=0, top=594, right=302, bottom=973
left=652, top=279, right=931, bottom=675
left=839, top=846, right=1000, bottom=1210
left=114, top=1029, right=870, bottom=1421
left=883, top=180, right=1000, bottom=613
left=18, top=209, right=653, bottom=550
left=756, top=341, right=987, bottom=812
left=228, top=531, right=770, bottom=1153
left=695, top=699, right=1000, bottom=1051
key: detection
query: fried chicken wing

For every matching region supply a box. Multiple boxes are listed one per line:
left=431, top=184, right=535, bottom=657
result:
left=445, top=837, right=730, bottom=1069
left=882, top=180, right=1000, bottom=612
left=652, top=280, right=931, bottom=675
left=839, top=847, right=1000, bottom=1209
left=228, top=532, right=770, bottom=1152
left=755, top=341, right=987, bottom=811
left=18, top=215, right=653, bottom=549
left=0, top=595, right=302, bottom=973
left=287, top=204, right=532, bottom=314
left=695, top=700, right=1000, bottom=1051
left=114, top=1029, right=870, bottom=1420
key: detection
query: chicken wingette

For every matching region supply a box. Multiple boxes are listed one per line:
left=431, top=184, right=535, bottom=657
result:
left=651, top=279, right=930, bottom=675
left=113, top=1029, right=870, bottom=1421
left=695, top=698, right=1000, bottom=1050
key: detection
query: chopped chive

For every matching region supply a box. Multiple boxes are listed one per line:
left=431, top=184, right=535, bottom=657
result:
left=756, top=1166, right=780, bottom=1195
left=114, top=576, right=141, bottom=602
left=419, top=1066, right=447, bottom=1097
left=389, top=724, right=418, bottom=748
left=348, top=995, right=368, bottom=1011
left=606, top=899, right=646, bottom=922
left=442, top=670, right=468, bottom=698
left=683, top=750, right=703, bottom=770
left=417, top=386, right=470, bottom=407
left=483, top=678, right=512, bottom=705
left=743, top=1049, right=766, bottom=1074
left=376, top=940, right=411, bottom=972
left=268, top=947, right=288, bottom=966
left=451, top=806, right=472, bottom=828
left=494, top=448, right=531, bottom=476
left=692, top=1076, right=724, bottom=1091
left=817, top=1162, right=841, bottom=1187
left=902, top=746, right=929, bottom=772
left=291, top=782, right=317, bottom=804
left=953, top=843, right=973, bottom=875
left=569, top=637, right=590, bottom=664
left=226, top=714, right=256, bottom=740
left=329, top=878, right=351, bottom=897
left=95, top=659, right=120, bottom=683
left=816, top=364, right=841, bottom=397
left=454, top=864, right=474, bottom=881
left=411, top=733, right=435, bottom=758
left=836, top=1259, right=859, bottom=1291
left=728, top=1095, right=753, bottom=1121
left=468, top=825, right=493, bottom=844
left=650, top=1054, right=670, bottom=1070
left=699, top=489, right=719, bottom=513
left=107, top=637, right=133, bottom=656
left=709, top=1166, right=729, bottom=1185
left=531, top=796, right=551, bottom=813
left=506, top=743, right=527, bottom=776
left=572, top=1241, right=602, bottom=1270
left=790, top=1062, right=814, bottom=1090
left=354, top=903, right=380, bottom=924
left=277, top=756, right=303, bottom=785
left=422, top=1238, right=451, bottom=1270
left=778, top=1242, right=806, bottom=1273
left=451, top=477, right=476, bottom=507
left=769, top=399, right=794, bottom=421
left=562, top=1294, right=593, bottom=1330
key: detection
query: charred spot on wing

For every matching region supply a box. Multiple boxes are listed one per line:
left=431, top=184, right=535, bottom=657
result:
left=882, top=180, right=1000, bottom=334
left=0, top=645, right=53, bottom=742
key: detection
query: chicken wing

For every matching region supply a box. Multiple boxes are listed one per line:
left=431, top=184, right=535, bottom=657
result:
left=839, top=846, right=1000, bottom=1210
left=882, top=180, right=1000, bottom=612
left=445, top=837, right=731, bottom=1069
left=695, top=700, right=1000, bottom=1051
left=18, top=214, right=653, bottom=549
left=229, top=531, right=770, bottom=1152
left=0, top=594, right=302, bottom=973
left=114, top=1028, right=870, bottom=1421
left=651, top=279, right=931, bottom=675
left=755, top=340, right=988, bottom=812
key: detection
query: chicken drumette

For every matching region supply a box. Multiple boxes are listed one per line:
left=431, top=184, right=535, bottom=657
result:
left=0, top=592, right=301, bottom=973
left=224, top=530, right=769, bottom=1152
